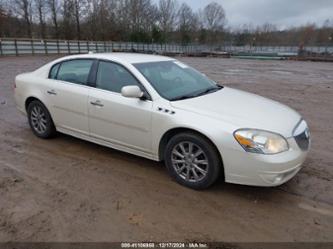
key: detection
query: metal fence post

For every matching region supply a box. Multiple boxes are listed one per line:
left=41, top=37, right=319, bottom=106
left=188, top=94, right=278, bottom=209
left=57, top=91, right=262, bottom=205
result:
left=67, top=41, right=71, bottom=54
left=31, top=39, right=35, bottom=55
left=44, top=40, right=48, bottom=55
left=78, top=40, right=81, bottom=54
left=56, top=40, right=60, bottom=54
left=14, top=39, right=18, bottom=56
left=95, top=42, right=98, bottom=52
left=87, top=41, right=90, bottom=52
left=0, top=39, right=3, bottom=56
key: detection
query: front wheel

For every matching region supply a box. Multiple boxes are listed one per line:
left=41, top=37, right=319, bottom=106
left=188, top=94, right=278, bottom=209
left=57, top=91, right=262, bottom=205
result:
left=27, top=100, right=56, bottom=139
left=164, top=132, right=222, bottom=190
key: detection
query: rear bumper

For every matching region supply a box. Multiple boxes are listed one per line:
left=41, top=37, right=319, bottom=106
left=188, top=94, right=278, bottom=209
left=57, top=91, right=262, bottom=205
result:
left=14, top=91, right=27, bottom=115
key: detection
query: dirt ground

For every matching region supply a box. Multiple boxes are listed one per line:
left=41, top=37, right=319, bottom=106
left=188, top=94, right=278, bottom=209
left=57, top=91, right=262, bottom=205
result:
left=0, top=55, right=332, bottom=242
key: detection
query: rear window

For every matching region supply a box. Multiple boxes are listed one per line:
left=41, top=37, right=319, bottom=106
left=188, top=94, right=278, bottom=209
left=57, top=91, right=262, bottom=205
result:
left=51, top=59, right=93, bottom=85
left=49, top=63, right=60, bottom=79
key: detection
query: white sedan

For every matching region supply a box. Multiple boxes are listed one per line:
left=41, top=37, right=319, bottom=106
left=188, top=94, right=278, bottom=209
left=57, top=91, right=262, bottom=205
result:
left=14, top=53, right=310, bottom=189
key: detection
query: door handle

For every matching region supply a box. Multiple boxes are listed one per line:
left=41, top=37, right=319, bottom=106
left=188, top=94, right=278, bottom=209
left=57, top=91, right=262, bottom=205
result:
left=47, top=89, right=57, bottom=95
left=90, top=100, right=104, bottom=107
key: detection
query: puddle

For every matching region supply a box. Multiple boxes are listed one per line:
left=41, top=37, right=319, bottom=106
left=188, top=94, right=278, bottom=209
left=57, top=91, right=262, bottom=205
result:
left=271, top=70, right=294, bottom=75
left=223, top=69, right=251, bottom=75
left=298, top=202, right=333, bottom=217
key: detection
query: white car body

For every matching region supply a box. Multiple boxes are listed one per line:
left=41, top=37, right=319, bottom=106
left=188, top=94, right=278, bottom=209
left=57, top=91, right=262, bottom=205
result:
left=14, top=53, right=310, bottom=187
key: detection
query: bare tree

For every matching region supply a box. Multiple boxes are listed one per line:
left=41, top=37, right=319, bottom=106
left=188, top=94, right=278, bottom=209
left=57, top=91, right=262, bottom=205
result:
left=86, top=0, right=100, bottom=40
left=253, top=23, right=277, bottom=45
left=202, top=2, right=225, bottom=32
left=47, top=0, right=60, bottom=39
left=158, top=0, right=178, bottom=33
left=13, top=0, right=33, bottom=37
left=201, top=1, right=225, bottom=43
left=177, top=3, right=198, bottom=44
left=62, top=0, right=74, bottom=39
left=0, top=4, right=5, bottom=36
left=300, top=24, right=316, bottom=45
left=125, top=0, right=157, bottom=32
left=86, top=0, right=118, bottom=40
left=35, top=0, right=46, bottom=38
left=72, top=0, right=88, bottom=40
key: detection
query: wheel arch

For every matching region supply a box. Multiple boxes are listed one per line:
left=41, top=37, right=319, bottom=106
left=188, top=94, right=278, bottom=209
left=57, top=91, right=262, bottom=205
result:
left=158, top=127, right=224, bottom=177
left=24, top=95, right=50, bottom=112
left=25, top=96, right=42, bottom=111
left=25, top=96, right=54, bottom=124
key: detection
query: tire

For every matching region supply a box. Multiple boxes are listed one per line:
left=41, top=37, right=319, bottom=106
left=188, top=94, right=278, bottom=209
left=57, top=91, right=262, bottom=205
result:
left=164, top=132, right=222, bottom=190
left=27, top=100, right=56, bottom=139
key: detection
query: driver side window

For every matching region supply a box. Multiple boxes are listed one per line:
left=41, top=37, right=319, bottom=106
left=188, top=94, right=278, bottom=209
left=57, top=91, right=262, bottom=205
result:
left=96, top=61, right=141, bottom=93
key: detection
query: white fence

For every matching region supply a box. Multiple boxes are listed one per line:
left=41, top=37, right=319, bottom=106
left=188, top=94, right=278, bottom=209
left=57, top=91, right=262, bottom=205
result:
left=0, top=38, right=332, bottom=56
left=0, top=38, right=201, bottom=56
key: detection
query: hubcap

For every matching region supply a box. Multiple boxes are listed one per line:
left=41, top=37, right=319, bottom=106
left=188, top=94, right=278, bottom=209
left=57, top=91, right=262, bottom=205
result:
left=171, top=141, right=208, bottom=182
left=30, top=105, right=47, bottom=134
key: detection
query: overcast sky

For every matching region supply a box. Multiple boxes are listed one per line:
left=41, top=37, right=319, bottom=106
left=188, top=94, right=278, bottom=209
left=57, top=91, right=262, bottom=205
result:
left=176, top=0, right=333, bottom=29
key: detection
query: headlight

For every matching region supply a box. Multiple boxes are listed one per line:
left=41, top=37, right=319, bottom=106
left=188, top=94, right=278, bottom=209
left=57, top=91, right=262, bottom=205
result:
left=234, top=129, right=289, bottom=154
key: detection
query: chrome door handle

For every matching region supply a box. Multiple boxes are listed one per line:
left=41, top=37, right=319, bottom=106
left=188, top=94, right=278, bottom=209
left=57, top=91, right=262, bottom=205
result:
left=47, top=89, right=57, bottom=95
left=90, top=100, right=104, bottom=107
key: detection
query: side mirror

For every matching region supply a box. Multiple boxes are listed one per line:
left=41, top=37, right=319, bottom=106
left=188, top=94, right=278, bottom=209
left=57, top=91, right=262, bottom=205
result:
left=121, top=85, right=144, bottom=99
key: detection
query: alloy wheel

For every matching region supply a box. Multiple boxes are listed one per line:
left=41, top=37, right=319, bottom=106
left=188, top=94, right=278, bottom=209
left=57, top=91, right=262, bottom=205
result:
left=171, top=141, right=209, bottom=182
left=30, top=105, right=48, bottom=134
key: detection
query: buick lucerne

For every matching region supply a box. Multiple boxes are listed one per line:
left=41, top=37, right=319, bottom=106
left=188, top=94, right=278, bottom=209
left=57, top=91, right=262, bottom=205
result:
left=14, top=53, right=310, bottom=189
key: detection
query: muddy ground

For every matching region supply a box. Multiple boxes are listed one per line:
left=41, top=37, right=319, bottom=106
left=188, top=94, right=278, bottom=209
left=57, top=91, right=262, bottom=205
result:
left=0, top=56, right=332, bottom=242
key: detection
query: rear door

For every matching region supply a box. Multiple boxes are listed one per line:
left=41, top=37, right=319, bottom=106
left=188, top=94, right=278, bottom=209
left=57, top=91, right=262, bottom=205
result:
left=46, top=59, right=94, bottom=135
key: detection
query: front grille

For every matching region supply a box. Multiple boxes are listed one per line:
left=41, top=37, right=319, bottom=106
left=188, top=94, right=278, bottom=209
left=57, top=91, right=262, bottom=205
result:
left=293, top=119, right=310, bottom=151
left=294, top=129, right=310, bottom=151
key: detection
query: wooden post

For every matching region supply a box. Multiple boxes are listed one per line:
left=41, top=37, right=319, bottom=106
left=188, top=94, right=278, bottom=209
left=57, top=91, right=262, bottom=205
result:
left=78, top=40, right=81, bottom=54
left=14, top=39, right=18, bottom=56
left=104, top=41, right=106, bottom=52
left=95, top=42, right=98, bottom=52
left=87, top=41, right=90, bottom=52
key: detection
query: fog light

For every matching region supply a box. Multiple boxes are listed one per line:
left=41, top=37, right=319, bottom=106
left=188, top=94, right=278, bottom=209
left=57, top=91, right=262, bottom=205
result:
left=260, top=166, right=301, bottom=185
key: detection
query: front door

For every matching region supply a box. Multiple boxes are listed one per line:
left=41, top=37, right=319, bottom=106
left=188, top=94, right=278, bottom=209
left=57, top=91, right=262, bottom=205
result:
left=88, top=60, right=153, bottom=153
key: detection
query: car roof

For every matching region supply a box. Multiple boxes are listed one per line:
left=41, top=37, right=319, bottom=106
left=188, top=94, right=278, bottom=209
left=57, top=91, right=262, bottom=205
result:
left=63, top=53, right=174, bottom=64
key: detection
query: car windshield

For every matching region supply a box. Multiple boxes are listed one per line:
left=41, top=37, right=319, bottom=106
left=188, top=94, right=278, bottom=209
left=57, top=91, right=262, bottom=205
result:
left=133, top=61, right=222, bottom=101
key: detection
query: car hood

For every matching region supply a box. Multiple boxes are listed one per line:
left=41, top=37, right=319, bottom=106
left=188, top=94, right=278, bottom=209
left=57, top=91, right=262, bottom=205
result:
left=170, top=87, right=301, bottom=137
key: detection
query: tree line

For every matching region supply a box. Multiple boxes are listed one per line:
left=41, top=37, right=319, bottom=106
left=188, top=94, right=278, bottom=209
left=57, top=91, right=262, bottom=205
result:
left=0, top=0, right=332, bottom=46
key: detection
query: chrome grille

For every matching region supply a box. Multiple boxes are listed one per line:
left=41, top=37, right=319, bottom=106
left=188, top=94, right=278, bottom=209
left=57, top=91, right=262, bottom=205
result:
left=293, top=119, right=310, bottom=151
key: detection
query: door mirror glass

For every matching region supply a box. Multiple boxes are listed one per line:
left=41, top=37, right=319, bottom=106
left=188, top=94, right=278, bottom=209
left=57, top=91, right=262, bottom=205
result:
left=121, top=85, right=144, bottom=99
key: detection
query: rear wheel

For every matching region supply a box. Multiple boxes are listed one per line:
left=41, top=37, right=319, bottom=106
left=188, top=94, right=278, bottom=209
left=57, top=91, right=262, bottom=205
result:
left=164, top=132, right=222, bottom=190
left=27, top=100, right=56, bottom=139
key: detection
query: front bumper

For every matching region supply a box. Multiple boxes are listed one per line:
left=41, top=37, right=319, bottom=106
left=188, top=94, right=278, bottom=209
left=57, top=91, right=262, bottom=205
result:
left=221, top=134, right=309, bottom=187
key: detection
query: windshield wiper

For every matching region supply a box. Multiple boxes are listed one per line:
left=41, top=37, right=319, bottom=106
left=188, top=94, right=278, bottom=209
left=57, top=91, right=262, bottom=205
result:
left=196, top=85, right=223, bottom=97
left=170, top=93, right=198, bottom=101
left=170, top=85, right=223, bottom=101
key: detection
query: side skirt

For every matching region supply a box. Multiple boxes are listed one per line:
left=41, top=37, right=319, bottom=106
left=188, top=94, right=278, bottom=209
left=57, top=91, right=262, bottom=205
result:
left=56, top=127, right=159, bottom=162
